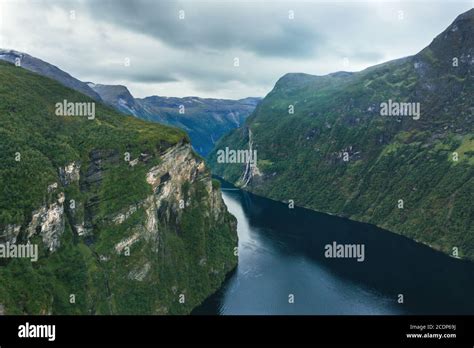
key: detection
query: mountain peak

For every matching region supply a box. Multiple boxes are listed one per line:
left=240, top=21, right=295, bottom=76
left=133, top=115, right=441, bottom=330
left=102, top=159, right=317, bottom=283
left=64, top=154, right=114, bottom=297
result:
left=0, top=48, right=23, bottom=58
left=454, top=7, right=474, bottom=21
left=422, top=8, right=474, bottom=61
left=89, top=83, right=138, bottom=116
left=91, top=83, right=133, bottom=97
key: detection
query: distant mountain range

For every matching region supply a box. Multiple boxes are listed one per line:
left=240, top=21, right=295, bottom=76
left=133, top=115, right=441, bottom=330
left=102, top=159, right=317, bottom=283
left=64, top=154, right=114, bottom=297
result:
left=0, top=49, right=260, bottom=156
left=209, top=9, right=474, bottom=260
left=87, top=83, right=261, bottom=156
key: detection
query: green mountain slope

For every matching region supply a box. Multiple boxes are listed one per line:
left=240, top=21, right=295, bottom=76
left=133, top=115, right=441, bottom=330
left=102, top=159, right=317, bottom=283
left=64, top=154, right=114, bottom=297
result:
left=209, top=9, right=473, bottom=259
left=0, top=60, right=237, bottom=314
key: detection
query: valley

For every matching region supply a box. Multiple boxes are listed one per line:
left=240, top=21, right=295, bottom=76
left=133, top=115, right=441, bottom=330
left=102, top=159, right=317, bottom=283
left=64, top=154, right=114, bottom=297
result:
left=0, top=4, right=472, bottom=319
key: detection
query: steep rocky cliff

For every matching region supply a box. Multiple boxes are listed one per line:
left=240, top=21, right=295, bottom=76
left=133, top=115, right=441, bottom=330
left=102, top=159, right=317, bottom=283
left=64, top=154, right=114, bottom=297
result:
left=0, top=60, right=237, bottom=314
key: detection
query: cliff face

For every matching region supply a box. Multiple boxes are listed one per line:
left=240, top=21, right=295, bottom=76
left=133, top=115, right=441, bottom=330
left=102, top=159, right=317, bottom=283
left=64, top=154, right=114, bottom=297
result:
left=0, top=60, right=237, bottom=314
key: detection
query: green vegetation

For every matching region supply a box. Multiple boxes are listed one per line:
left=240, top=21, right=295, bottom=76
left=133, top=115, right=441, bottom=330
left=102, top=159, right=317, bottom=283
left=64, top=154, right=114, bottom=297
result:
left=0, top=60, right=237, bottom=314
left=209, top=12, right=474, bottom=260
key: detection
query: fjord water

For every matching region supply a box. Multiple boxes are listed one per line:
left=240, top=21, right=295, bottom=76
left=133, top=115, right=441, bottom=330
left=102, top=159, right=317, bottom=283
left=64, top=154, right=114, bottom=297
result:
left=193, top=180, right=474, bottom=315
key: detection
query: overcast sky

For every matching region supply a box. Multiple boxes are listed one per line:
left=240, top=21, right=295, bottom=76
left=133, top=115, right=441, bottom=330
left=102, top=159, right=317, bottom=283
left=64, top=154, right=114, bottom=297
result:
left=1, top=0, right=472, bottom=99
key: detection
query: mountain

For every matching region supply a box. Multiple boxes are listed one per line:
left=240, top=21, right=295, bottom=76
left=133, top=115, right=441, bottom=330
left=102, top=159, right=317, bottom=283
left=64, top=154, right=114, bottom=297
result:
left=89, top=83, right=260, bottom=156
left=0, top=51, right=259, bottom=157
left=0, top=49, right=101, bottom=101
left=209, top=9, right=474, bottom=259
left=0, top=59, right=237, bottom=314
left=86, top=83, right=141, bottom=116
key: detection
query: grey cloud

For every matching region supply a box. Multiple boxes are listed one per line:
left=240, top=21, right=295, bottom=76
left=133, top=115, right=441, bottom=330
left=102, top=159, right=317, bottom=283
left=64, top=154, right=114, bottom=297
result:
left=348, top=51, right=385, bottom=63
left=242, top=23, right=323, bottom=58
left=132, top=73, right=178, bottom=84
left=4, top=0, right=473, bottom=99
left=99, top=67, right=179, bottom=84
left=356, top=51, right=383, bottom=61
left=78, top=0, right=322, bottom=59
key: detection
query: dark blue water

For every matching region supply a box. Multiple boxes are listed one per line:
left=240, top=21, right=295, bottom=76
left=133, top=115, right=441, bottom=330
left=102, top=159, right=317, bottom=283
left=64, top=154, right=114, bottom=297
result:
left=193, top=181, right=474, bottom=315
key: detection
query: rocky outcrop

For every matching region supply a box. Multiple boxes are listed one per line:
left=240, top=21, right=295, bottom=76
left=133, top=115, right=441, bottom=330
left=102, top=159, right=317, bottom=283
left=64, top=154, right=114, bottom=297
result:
left=147, top=144, right=206, bottom=209
left=59, top=162, right=81, bottom=186
left=128, top=262, right=151, bottom=281
left=0, top=224, right=21, bottom=244
left=26, top=192, right=65, bottom=252
left=112, top=204, right=140, bottom=225
left=114, top=142, right=232, bottom=254
left=1, top=187, right=67, bottom=253
left=114, top=232, right=140, bottom=254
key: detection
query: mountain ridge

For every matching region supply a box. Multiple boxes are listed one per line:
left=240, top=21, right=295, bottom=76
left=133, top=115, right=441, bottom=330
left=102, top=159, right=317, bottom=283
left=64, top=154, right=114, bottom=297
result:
left=0, top=50, right=260, bottom=157
left=209, top=8, right=474, bottom=260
